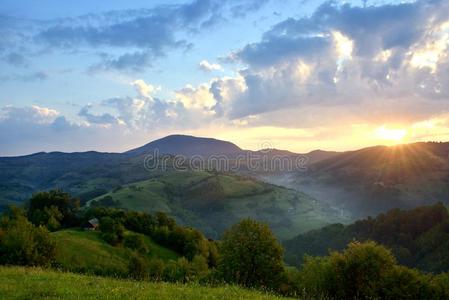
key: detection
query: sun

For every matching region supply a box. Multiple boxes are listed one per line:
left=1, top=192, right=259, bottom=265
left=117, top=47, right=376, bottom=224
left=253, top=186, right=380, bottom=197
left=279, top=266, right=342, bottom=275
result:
left=375, top=126, right=407, bottom=143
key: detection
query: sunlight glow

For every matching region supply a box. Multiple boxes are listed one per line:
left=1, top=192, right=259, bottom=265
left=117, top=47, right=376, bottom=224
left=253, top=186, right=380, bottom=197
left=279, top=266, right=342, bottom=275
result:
left=375, top=126, right=407, bottom=142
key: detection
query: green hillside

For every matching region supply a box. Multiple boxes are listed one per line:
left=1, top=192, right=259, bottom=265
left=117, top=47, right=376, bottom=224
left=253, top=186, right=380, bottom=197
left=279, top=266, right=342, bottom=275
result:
left=53, top=229, right=178, bottom=275
left=90, top=171, right=345, bottom=239
left=0, top=266, right=288, bottom=300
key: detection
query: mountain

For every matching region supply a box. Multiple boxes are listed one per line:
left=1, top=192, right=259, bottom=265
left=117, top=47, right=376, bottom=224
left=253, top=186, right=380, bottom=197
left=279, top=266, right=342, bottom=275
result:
left=283, top=203, right=449, bottom=273
left=304, top=149, right=341, bottom=164
left=285, top=142, right=449, bottom=218
left=125, top=134, right=242, bottom=157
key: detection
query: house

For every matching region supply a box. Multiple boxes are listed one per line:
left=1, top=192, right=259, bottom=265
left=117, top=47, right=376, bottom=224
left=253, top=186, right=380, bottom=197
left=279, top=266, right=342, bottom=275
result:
left=83, top=218, right=99, bottom=231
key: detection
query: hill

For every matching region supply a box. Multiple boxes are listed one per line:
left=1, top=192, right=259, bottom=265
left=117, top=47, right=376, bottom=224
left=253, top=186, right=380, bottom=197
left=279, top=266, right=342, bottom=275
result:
left=126, top=134, right=242, bottom=156
left=89, top=171, right=345, bottom=239
left=283, top=203, right=449, bottom=273
left=52, top=229, right=178, bottom=276
left=282, top=142, right=449, bottom=218
left=0, top=266, right=287, bottom=300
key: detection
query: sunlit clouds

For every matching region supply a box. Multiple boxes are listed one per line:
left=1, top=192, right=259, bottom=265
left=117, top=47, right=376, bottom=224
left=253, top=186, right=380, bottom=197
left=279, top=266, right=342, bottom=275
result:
left=1, top=0, right=449, bottom=155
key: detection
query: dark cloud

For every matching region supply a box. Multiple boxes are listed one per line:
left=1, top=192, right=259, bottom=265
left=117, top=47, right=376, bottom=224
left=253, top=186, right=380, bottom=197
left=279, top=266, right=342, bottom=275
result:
left=238, top=36, right=329, bottom=68
left=32, top=0, right=271, bottom=71
left=89, top=51, right=154, bottom=73
left=78, top=105, right=120, bottom=125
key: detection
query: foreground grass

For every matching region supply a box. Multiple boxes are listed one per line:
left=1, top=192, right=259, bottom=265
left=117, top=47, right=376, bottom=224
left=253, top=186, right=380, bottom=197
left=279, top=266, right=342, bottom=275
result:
left=0, top=267, right=289, bottom=300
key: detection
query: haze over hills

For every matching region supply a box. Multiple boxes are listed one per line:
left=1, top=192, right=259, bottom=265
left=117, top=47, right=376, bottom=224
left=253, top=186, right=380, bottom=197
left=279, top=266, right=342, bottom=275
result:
left=269, top=142, right=449, bottom=219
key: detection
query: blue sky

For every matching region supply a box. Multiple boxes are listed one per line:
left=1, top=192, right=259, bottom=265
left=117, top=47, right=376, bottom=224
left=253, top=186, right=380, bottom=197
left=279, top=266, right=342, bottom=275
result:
left=1, top=0, right=448, bottom=155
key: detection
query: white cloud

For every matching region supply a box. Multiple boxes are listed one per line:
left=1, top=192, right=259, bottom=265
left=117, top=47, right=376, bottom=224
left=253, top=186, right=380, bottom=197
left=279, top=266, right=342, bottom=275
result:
left=199, top=60, right=223, bottom=72
left=0, top=105, right=59, bottom=124
left=131, top=79, right=160, bottom=99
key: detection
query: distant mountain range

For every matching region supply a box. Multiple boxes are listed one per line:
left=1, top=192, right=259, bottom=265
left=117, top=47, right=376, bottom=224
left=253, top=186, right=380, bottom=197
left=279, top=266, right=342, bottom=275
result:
left=125, top=134, right=339, bottom=164
left=1, top=134, right=448, bottom=230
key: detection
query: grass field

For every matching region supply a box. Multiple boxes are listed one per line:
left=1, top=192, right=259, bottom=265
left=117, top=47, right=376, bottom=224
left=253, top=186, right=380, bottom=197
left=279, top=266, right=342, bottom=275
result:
left=88, top=171, right=344, bottom=240
left=0, top=267, right=288, bottom=300
left=52, top=229, right=178, bottom=275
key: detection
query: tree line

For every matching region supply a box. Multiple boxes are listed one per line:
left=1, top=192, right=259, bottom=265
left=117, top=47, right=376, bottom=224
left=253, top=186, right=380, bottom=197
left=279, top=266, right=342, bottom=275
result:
left=284, top=202, right=449, bottom=273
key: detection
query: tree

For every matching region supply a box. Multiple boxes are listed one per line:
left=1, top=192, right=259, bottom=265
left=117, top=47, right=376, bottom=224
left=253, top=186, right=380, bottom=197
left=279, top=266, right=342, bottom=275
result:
left=0, top=207, right=55, bottom=266
left=299, top=241, right=399, bottom=299
left=99, top=216, right=125, bottom=245
left=28, top=190, right=80, bottom=228
left=218, top=219, right=284, bottom=290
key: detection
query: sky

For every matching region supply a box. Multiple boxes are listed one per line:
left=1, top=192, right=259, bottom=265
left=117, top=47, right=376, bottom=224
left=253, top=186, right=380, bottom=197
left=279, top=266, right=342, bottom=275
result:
left=0, top=0, right=448, bottom=156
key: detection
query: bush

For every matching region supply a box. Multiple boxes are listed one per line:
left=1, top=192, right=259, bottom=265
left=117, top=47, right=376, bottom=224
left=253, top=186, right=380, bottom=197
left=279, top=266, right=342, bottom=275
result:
left=124, top=234, right=149, bottom=254
left=128, top=254, right=149, bottom=280
left=380, top=265, right=438, bottom=299
left=298, top=241, right=449, bottom=299
left=148, top=258, right=165, bottom=281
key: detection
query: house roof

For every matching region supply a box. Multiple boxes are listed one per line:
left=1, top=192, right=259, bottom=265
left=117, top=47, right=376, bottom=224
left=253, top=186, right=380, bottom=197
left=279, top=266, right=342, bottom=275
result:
left=88, top=218, right=99, bottom=226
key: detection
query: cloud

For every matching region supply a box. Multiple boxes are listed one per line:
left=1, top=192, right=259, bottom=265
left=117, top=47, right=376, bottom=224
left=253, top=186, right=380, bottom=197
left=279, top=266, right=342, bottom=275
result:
left=199, top=60, right=223, bottom=72
left=78, top=105, right=122, bottom=126
left=0, top=105, right=59, bottom=124
left=33, top=0, right=271, bottom=72
left=206, top=0, right=449, bottom=124
left=131, top=79, right=160, bottom=99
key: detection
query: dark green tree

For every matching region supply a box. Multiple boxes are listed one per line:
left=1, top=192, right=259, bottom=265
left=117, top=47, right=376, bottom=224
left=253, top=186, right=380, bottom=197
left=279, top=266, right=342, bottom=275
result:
left=99, top=216, right=125, bottom=245
left=28, top=190, right=80, bottom=228
left=0, top=207, right=55, bottom=266
left=218, top=219, right=284, bottom=290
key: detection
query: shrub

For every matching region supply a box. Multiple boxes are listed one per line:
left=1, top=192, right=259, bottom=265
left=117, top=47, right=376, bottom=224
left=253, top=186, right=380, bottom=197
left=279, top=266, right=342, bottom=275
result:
left=298, top=241, right=449, bottom=299
left=128, top=254, right=149, bottom=280
left=148, top=258, right=165, bottom=281
left=124, top=234, right=149, bottom=254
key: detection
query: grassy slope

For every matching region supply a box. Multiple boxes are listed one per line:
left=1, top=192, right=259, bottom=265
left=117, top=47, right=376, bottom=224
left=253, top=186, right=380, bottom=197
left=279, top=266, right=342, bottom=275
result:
left=52, top=229, right=178, bottom=275
left=90, top=171, right=343, bottom=240
left=0, top=267, right=288, bottom=300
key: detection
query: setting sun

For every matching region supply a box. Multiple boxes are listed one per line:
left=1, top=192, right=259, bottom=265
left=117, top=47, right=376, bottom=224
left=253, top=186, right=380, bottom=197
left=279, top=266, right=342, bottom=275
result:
left=375, top=126, right=407, bottom=142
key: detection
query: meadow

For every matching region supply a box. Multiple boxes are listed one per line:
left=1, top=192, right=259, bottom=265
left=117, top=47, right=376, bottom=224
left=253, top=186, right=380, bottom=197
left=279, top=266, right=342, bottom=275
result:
left=0, top=266, right=288, bottom=300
